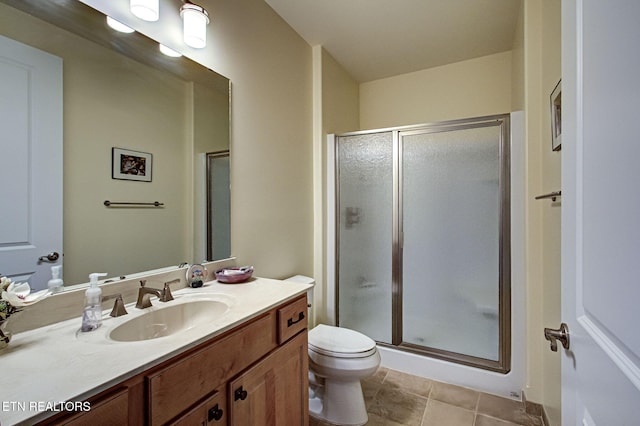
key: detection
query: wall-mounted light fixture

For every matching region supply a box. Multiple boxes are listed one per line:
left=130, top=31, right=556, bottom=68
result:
left=106, top=16, right=135, bottom=33
left=180, top=2, right=210, bottom=48
left=130, top=0, right=159, bottom=22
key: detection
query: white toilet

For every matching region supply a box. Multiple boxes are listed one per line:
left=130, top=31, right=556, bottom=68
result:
left=307, top=324, right=380, bottom=426
left=284, top=275, right=380, bottom=425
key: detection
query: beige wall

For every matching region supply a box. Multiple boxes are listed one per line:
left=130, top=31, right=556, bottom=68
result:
left=523, top=0, right=562, bottom=424
left=197, top=0, right=314, bottom=279
left=321, top=49, right=360, bottom=135
left=359, top=51, right=513, bottom=129
left=523, top=1, right=544, bottom=404
left=194, top=82, right=230, bottom=154
left=512, top=2, right=525, bottom=112
left=315, top=47, right=360, bottom=324
left=225, top=2, right=313, bottom=279
left=539, top=0, right=562, bottom=423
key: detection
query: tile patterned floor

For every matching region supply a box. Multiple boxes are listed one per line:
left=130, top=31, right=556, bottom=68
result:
left=310, top=367, right=544, bottom=426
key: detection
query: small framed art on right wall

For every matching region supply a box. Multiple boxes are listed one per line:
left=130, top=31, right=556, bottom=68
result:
left=550, top=79, right=562, bottom=151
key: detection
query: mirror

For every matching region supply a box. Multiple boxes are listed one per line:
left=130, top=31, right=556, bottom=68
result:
left=0, top=0, right=230, bottom=287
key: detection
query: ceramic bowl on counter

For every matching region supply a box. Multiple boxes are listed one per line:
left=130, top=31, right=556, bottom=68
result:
left=215, top=266, right=254, bottom=284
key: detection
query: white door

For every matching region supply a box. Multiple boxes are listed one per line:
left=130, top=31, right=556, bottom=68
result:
left=0, top=35, right=63, bottom=290
left=561, top=0, right=640, bottom=424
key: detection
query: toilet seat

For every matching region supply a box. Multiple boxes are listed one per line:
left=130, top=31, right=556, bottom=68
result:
left=309, top=324, right=377, bottom=359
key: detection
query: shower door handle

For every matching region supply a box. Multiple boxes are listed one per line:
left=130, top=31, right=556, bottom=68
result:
left=544, top=323, right=570, bottom=352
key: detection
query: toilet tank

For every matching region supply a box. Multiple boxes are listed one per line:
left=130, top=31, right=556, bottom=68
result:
left=284, top=275, right=315, bottom=328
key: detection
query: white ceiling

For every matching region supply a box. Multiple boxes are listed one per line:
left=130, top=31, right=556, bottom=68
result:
left=265, top=0, right=522, bottom=83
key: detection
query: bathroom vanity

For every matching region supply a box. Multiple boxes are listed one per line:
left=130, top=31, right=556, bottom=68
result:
left=0, top=277, right=311, bottom=425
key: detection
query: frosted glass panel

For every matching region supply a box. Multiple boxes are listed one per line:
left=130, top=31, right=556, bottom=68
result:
left=401, top=126, right=501, bottom=360
left=208, top=154, right=230, bottom=260
left=337, top=132, right=393, bottom=344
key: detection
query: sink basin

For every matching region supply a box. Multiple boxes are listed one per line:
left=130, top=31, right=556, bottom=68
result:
left=109, top=297, right=230, bottom=342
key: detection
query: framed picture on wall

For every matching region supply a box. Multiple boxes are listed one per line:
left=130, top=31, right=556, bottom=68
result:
left=112, top=148, right=152, bottom=182
left=550, top=79, right=562, bottom=151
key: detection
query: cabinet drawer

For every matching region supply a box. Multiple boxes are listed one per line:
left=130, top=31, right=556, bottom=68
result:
left=170, top=388, right=227, bottom=426
left=58, top=388, right=128, bottom=426
left=148, top=313, right=276, bottom=425
left=277, top=295, right=308, bottom=344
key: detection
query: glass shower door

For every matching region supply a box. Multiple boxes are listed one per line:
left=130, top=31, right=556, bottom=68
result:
left=335, top=115, right=510, bottom=372
left=336, top=131, right=394, bottom=344
left=400, top=123, right=507, bottom=362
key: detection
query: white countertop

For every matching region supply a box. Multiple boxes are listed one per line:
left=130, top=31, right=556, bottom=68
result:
left=0, top=277, right=312, bottom=426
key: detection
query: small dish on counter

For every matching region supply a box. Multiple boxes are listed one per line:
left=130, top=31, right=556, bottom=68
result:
left=215, top=266, right=254, bottom=284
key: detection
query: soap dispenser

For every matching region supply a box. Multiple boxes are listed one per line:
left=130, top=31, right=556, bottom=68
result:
left=81, top=272, right=107, bottom=332
left=47, top=265, right=63, bottom=293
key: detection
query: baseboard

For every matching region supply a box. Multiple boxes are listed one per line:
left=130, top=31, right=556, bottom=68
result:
left=522, top=391, right=550, bottom=426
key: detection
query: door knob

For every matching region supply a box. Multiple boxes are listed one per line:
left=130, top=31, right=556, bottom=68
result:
left=544, top=322, right=570, bottom=351
left=38, top=252, right=60, bottom=262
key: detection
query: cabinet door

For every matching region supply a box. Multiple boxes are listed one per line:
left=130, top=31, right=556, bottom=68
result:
left=229, top=331, right=308, bottom=426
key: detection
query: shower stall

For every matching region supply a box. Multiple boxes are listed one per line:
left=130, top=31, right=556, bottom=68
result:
left=328, top=114, right=521, bottom=387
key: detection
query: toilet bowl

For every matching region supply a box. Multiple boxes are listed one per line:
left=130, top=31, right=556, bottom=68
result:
left=308, top=324, right=380, bottom=426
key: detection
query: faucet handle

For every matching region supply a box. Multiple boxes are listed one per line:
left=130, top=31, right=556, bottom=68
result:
left=103, top=293, right=128, bottom=317
left=161, top=278, right=180, bottom=302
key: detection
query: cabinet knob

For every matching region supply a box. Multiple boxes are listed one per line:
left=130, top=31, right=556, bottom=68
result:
left=234, top=386, right=248, bottom=401
left=208, top=403, right=224, bottom=421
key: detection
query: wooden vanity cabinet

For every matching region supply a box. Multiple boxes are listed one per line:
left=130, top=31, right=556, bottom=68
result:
left=150, top=294, right=309, bottom=425
left=147, top=312, right=278, bottom=425
left=40, top=294, right=308, bottom=426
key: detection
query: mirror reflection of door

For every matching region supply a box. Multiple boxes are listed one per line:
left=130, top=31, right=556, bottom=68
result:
left=1, top=0, right=231, bottom=287
left=207, top=152, right=231, bottom=261
left=0, top=35, right=63, bottom=290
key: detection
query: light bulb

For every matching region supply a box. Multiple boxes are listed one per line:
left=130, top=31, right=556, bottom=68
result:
left=130, top=0, right=159, bottom=22
left=159, top=44, right=182, bottom=58
left=106, top=16, right=135, bottom=33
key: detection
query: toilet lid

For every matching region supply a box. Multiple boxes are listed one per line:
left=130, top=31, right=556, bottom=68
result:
left=308, top=324, right=377, bottom=358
